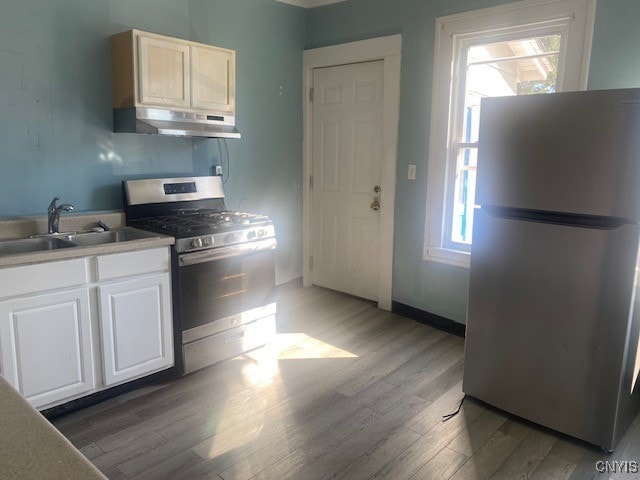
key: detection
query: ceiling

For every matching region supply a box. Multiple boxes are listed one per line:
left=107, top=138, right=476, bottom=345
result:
left=274, top=0, right=347, bottom=8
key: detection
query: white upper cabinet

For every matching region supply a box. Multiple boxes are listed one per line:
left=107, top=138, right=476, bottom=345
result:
left=137, top=34, right=191, bottom=108
left=190, top=45, right=235, bottom=113
left=112, top=29, right=236, bottom=116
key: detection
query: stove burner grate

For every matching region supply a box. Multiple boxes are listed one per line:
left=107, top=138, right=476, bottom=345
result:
left=131, top=210, right=270, bottom=235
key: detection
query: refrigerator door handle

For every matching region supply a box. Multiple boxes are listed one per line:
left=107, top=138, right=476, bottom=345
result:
left=482, top=206, right=629, bottom=230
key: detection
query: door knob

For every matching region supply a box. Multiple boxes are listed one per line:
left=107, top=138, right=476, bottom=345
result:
left=370, top=200, right=380, bottom=211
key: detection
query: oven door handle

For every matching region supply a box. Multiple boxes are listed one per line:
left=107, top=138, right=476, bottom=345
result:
left=179, top=238, right=277, bottom=266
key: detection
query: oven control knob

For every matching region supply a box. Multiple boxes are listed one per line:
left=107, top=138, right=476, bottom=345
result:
left=224, top=233, right=236, bottom=244
left=203, top=236, right=214, bottom=247
left=247, top=231, right=257, bottom=240
left=191, top=237, right=203, bottom=249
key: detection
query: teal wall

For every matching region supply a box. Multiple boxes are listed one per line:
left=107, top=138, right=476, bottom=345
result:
left=0, top=0, right=305, bottom=284
left=306, top=0, right=640, bottom=323
left=588, top=0, right=640, bottom=89
left=3, top=0, right=639, bottom=315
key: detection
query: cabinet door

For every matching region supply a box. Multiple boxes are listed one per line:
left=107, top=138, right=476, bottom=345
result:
left=99, top=273, right=173, bottom=386
left=190, top=45, right=235, bottom=113
left=0, top=288, right=94, bottom=409
left=137, top=34, right=190, bottom=108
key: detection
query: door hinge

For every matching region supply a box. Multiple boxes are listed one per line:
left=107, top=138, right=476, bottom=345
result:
left=310, top=87, right=314, bottom=102
left=309, top=256, right=313, bottom=269
left=309, top=175, right=313, bottom=189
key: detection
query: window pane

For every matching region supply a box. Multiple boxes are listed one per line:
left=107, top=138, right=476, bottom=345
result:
left=463, top=35, right=560, bottom=143
left=451, top=147, right=477, bottom=245
left=468, top=35, right=560, bottom=60
left=448, top=35, right=561, bottom=247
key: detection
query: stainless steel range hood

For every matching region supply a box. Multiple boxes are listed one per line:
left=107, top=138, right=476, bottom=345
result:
left=114, top=107, right=241, bottom=139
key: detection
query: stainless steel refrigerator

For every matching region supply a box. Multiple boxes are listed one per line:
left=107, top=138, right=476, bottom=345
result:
left=463, top=88, right=640, bottom=451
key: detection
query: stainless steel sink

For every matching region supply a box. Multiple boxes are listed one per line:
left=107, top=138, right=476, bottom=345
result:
left=0, top=228, right=158, bottom=257
left=0, top=236, right=75, bottom=255
left=63, top=229, right=150, bottom=246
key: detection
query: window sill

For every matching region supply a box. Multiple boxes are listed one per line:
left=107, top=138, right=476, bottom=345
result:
left=424, top=246, right=470, bottom=268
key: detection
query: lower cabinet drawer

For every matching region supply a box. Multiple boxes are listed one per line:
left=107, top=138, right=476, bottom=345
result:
left=0, top=258, right=87, bottom=299
left=183, top=314, right=275, bottom=374
left=96, top=247, right=169, bottom=282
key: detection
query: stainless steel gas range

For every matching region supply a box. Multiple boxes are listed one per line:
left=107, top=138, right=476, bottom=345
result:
left=123, top=176, right=276, bottom=374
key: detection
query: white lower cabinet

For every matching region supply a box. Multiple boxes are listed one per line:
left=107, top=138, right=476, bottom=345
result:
left=0, top=246, right=174, bottom=409
left=0, top=288, right=95, bottom=409
left=99, top=273, right=173, bottom=386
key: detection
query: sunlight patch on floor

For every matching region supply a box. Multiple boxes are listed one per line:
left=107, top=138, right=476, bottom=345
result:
left=232, top=331, right=358, bottom=388
left=195, top=313, right=359, bottom=458
left=273, top=332, right=359, bottom=360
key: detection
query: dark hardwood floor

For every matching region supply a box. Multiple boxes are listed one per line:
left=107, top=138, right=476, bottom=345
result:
left=51, top=286, right=640, bottom=480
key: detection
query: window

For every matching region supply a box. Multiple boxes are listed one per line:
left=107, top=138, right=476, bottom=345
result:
left=424, top=0, right=595, bottom=267
left=450, top=34, right=561, bottom=247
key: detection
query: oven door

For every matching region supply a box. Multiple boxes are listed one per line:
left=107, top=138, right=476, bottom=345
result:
left=178, top=239, right=276, bottom=341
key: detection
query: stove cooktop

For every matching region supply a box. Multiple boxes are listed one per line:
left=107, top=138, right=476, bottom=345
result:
left=129, top=209, right=275, bottom=253
left=123, top=177, right=276, bottom=253
left=129, top=209, right=271, bottom=238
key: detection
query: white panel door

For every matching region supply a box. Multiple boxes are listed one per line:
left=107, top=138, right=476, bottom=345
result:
left=312, top=61, right=384, bottom=301
left=0, top=288, right=94, bottom=408
left=98, top=273, right=173, bottom=386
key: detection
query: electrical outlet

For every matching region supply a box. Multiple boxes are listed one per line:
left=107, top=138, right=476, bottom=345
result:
left=215, top=165, right=223, bottom=176
left=407, top=164, right=416, bottom=180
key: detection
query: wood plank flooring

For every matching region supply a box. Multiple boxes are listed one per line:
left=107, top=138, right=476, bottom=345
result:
left=51, top=286, right=640, bottom=480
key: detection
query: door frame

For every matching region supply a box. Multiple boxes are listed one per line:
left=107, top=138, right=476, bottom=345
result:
left=302, top=35, right=402, bottom=311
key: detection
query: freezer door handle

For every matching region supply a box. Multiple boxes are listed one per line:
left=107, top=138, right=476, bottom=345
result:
left=482, top=206, right=629, bottom=230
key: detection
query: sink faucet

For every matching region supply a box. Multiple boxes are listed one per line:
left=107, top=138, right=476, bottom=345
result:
left=47, top=196, right=74, bottom=234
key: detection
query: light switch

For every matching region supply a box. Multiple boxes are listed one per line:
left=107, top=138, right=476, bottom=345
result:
left=407, top=164, right=416, bottom=180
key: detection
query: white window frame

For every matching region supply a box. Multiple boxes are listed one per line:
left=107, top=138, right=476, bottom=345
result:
left=423, top=0, right=596, bottom=268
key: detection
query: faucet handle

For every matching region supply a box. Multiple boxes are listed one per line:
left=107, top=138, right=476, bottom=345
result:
left=48, top=196, right=60, bottom=212
left=97, top=220, right=110, bottom=231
